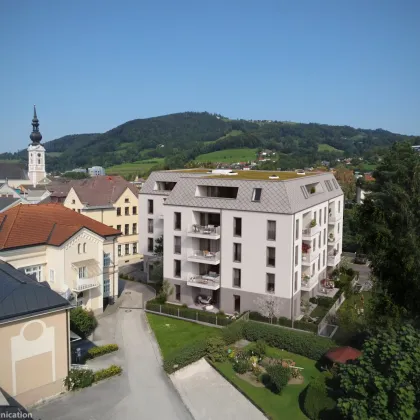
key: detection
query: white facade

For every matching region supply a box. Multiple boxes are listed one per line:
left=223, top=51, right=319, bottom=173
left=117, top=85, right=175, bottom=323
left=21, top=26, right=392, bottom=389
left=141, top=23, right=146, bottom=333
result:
left=27, top=144, right=46, bottom=187
left=88, top=166, right=106, bottom=177
left=139, top=170, right=344, bottom=319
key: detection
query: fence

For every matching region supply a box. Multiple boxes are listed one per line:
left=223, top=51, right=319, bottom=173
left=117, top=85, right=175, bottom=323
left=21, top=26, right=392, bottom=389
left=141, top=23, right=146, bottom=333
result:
left=248, top=312, right=318, bottom=334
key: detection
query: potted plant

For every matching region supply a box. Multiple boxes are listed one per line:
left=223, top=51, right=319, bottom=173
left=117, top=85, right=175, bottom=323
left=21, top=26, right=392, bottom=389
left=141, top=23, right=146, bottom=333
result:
left=302, top=243, right=311, bottom=254
left=329, top=233, right=335, bottom=241
left=310, top=186, right=316, bottom=194
left=310, top=219, right=317, bottom=228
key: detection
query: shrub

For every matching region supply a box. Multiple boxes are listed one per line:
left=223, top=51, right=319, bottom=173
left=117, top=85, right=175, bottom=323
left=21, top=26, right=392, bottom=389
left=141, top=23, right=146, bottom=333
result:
left=303, top=373, right=336, bottom=419
left=182, top=304, right=188, bottom=308
left=254, top=340, right=267, bottom=358
left=266, top=365, right=290, bottom=394
left=86, top=344, right=119, bottom=359
left=163, top=340, right=207, bottom=373
left=218, top=310, right=225, bottom=316
left=206, top=336, right=227, bottom=362
left=242, top=321, right=335, bottom=360
left=309, top=297, right=318, bottom=304
left=317, top=297, right=335, bottom=308
left=64, top=368, right=94, bottom=391
left=222, top=321, right=245, bottom=345
left=293, top=320, right=318, bottom=333
left=70, top=307, right=98, bottom=338
left=93, top=365, right=123, bottom=382
left=233, top=359, right=250, bottom=374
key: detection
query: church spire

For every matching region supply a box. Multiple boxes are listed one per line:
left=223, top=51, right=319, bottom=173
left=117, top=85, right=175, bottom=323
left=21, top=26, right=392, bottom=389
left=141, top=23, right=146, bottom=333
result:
left=30, top=105, right=42, bottom=144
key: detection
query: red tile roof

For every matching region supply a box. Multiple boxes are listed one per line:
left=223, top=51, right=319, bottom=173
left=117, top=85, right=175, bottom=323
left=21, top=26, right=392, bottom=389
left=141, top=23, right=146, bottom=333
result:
left=0, top=204, right=120, bottom=251
left=325, top=346, right=362, bottom=364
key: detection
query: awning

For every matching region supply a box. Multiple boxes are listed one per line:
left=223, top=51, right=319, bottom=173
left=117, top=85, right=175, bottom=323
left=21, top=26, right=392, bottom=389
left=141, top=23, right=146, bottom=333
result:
left=71, top=259, right=101, bottom=277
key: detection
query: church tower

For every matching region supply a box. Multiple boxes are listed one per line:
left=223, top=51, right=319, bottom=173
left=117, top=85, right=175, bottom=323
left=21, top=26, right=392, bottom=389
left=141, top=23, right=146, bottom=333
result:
left=27, top=105, right=46, bottom=187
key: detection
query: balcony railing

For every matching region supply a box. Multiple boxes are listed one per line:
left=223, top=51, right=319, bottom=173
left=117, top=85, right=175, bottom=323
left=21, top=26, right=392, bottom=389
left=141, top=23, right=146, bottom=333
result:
left=72, top=278, right=100, bottom=292
left=187, top=250, right=221, bottom=263
left=301, top=249, right=320, bottom=264
left=187, top=225, right=221, bottom=238
left=301, top=274, right=318, bottom=291
left=187, top=274, right=221, bottom=290
left=302, top=224, right=321, bottom=237
left=327, top=254, right=341, bottom=267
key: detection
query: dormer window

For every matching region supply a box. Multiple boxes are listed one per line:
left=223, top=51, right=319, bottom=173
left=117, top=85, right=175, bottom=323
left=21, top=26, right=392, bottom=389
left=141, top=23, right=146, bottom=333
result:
left=252, top=188, right=262, bottom=202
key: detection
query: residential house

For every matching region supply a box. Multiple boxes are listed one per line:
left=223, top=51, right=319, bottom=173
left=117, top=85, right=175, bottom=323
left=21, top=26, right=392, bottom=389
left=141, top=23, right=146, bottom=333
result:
left=139, top=170, right=343, bottom=319
left=63, top=176, right=140, bottom=265
left=88, top=166, right=106, bottom=177
left=0, top=204, right=120, bottom=314
left=0, top=197, right=25, bottom=213
left=0, top=260, right=72, bottom=407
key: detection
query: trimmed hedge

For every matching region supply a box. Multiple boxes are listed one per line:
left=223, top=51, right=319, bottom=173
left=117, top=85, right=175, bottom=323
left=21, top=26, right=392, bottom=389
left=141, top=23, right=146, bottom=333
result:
left=64, top=368, right=94, bottom=391
left=87, top=344, right=119, bottom=359
left=70, top=307, right=98, bottom=339
left=222, top=321, right=245, bottom=344
left=249, top=312, right=318, bottom=333
left=242, top=321, right=335, bottom=360
left=163, top=340, right=208, bottom=373
left=266, top=364, right=291, bottom=394
left=93, top=365, right=123, bottom=382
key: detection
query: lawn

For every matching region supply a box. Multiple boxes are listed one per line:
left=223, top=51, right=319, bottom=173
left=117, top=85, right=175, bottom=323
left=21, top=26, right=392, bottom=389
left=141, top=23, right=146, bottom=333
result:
left=195, top=148, right=258, bottom=163
left=317, top=143, right=343, bottom=153
left=106, top=158, right=164, bottom=176
left=214, top=345, right=321, bottom=420
left=146, top=313, right=221, bottom=359
left=204, top=130, right=243, bottom=145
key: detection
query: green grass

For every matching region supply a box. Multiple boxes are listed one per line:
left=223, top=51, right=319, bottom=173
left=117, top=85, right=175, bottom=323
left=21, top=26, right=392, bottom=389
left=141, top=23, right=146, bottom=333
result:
left=106, top=158, right=164, bottom=176
left=214, top=346, right=322, bottom=420
left=204, top=130, right=243, bottom=145
left=339, top=291, right=372, bottom=312
left=195, top=148, right=258, bottom=163
left=317, top=143, right=343, bottom=153
left=146, top=313, right=221, bottom=359
left=358, top=163, right=377, bottom=171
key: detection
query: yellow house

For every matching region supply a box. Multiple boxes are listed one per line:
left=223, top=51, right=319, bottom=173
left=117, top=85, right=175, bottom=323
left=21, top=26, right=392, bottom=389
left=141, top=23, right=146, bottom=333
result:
left=0, top=260, right=72, bottom=407
left=63, top=176, right=140, bottom=266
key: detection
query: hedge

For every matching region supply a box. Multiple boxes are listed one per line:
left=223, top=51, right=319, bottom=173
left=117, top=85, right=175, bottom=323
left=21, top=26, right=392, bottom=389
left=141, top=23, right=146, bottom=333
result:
left=163, top=340, right=208, bottom=373
left=70, top=307, right=98, bottom=339
left=242, top=321, right=335, bottom=360
left=249, top=312, right=318, bottom=334
left=222, top=321, right=245, bottom=344
left=86, top=344, right=119, bottom=359
left=303, top=372, right=336, bottom=419
left=93, top=365, right=123, bottom=382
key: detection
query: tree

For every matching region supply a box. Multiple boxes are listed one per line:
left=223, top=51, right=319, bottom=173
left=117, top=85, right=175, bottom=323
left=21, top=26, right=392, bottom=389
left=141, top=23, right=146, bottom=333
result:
left=334, top=165, right=356, bottom=200
left=337, top=325, right=420, bottom=419
left=156, top=279, right=174, bottom=304
left=70, top=307, right=98, bottom=338
left=354, top=142, right=420, bottom=323
left=153, top=235, right=163, bottom=257
left=254, top=295, right=284, bottom=321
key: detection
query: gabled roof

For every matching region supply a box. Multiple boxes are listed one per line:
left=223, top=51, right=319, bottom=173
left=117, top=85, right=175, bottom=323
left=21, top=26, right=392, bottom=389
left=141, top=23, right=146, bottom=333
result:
left=0, top=203, right=120, bottom=251
left=0, top=260, right=71, bottom=323
left=70, top=175, right=138, bottom=207
left=0, top=162, right=29, bottom=180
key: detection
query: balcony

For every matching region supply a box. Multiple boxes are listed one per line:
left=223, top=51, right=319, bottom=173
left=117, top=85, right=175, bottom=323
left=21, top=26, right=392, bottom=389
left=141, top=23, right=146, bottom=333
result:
left=187, top=274, right=221, bottom=290
left=72, top=278, right=100, bottom=292
left=327, top=236, right=339, bottom=246
left=302, top=224, right=321, bottom=238
left=187, top=225, right=221, bottom=239
left=327, top=253, right=341, bottom=267
left=301, top=274, right=318, bottom=291
left=328, top=215, right=338, bottom=224
left=187, top=250, right=221, bottom=265
left=301, top=249, right=320, bottom=265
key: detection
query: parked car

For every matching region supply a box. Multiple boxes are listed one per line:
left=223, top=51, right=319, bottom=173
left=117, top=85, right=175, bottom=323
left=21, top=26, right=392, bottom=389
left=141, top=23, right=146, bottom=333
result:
left=197, top=295, right=212, bottom=305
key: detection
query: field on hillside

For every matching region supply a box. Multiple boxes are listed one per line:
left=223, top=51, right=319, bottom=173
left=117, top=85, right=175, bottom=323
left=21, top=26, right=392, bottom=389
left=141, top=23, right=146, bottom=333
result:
left=106, top=158, right=164, bottom=176
left=318, top=143, right=343, bottom=153
left=195, top=148, right=258, bottom=163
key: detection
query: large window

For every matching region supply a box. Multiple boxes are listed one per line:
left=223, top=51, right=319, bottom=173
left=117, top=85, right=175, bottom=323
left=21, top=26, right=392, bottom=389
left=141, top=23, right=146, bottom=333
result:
left=118, top=245, right=122, bottom=256
left=319, top=209, right=322, bottom=226
left=125, top=207, right=130, bottom=216
left=175, top=285, right=181, bottom=301
left=133, top=223, right=137, bottom=235
left=49, top=269, right=55, bottom=283
left=117, top=224, right=121, bottom=232
left=133, top=243, right=138, bottom=254
left=117, top=207, right=121, bottom=216
left=267, top=247, right=275, bottom=267
left=103, top=252, right=111, bottom=267
left=233, top=243, right=242, bottom=262
left=174, top=236, right=181, bottom=254
left=267, top=220, right=276, bottom=241
left=124, top=224, right=129, bottom=235
left=148, top=199, right=154, bottom=214
left=266, top=273, right=275, bottom=293
left=295, top=245, right=298, bottom=266
left=148, top=219, right=153, bottom=234
left=252, top=188, right=262, bottom=202
left=233, top=268, right=241, bottom=288
left=103, top=277, right=110, bottom=296
left=174, top=260, right=181, bottom=278
left=174, top=212, right=181, bottom=230
left=148, top=238, right=154, bottom=253
left=78, top=266, right=87, bottom=279
left=233, top=217, right=242, bottom=237
left=132, top=206, right=137, bottom=215
left=295, top=219, right=299, bottom=240
left=294, top=271, right=298, bottom=293
left=125, top=244, right=130, bottom=255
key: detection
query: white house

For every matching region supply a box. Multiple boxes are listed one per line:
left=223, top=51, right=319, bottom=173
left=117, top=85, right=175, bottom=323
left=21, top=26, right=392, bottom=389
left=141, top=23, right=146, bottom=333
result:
left=139, top=169, right=343, bottom=319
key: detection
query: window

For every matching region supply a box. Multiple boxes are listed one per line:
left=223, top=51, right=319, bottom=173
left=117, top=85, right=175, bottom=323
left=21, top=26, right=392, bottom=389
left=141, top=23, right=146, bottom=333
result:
left=103, top=278, right=110, bottom=296
left=132, top=206, right=137, bottom=215
left=133, top=223, right=137, bottom=235
left=78, top=209, right=81, bottom=213
left=78, top=244, right=81, bottom=254
left=332, top=178, right=339, bottom=189
left=118, top=245, right=122, bottom=256
left=324, top=180, right=333, bottom=192
left=300, top=186, right=309, bottom=198
left=133, top=243, right=138, bottom=254
left=125, top=224, right=129, bottom=235
left=49, top=269, right=55, bottom=283
left=78, top=266, right=87, bottom=279
left=174, top=260, right=181, bottom=278
left=267, top=247, right=275, bottom=267
left=295, top=245, right=298, bottom=266
left=233, top=243, right=242, bottom=262
left=338, top=222, right=340, bottom=234
left=324, top=207, right=327, bottom=224
left=318, top=257, right=320, bottom=271
left=197, top=185, right=238, bottom=198
left=314, top=211, right=317, bottom=222
left=233, top=217, right=242, bottom=237
left=323, top=250, right=326, bottom=267
left=83, top=243, right=86, bottom=253
left=148, top=199, right=154, bottom=214
left=71, top=199, right=75, bottom=204
left=117, top=207, right=121, bottom=216
left=175, top=285, right=181, bottom=301
left=174, top=236, right=181, bottom=254
left=266, top=273, right=275, bottom=293
left=148, top=219, right=153, bottom=234
left=295, top=219, right=299, bottom=240
left=294, top=271, right=298, bottom=293
left=125, top=244, right=130, bottom=255
left=313, top=238, right=316, bottom=251
left=338, top=201, right=341, bottom=213
left=103, top=252, right=111, bottom=267
left=319, top=209, right=322, bottom=226
left=252, top=188, right=262, bottom=201
left=233, top=268, right=241, bottom=288
left=148, top=238, right=154, bottom=253
left=125, top=207, right=130, bottom=216
left=125, top=198, right=129, bottom=203
left=174, top=212, right=181, bottom=230
left=117, top=224, right=121, bottom=232
left=267, top=220, right=276, bottom=241
left=318, top=233, right=321, bottom=248
left=324, top=229, right=326, bottom=246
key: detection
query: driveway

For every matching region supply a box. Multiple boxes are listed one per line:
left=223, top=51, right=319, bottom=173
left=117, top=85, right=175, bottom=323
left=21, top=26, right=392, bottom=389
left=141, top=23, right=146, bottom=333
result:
left=32, top=281, right=193, bottom=420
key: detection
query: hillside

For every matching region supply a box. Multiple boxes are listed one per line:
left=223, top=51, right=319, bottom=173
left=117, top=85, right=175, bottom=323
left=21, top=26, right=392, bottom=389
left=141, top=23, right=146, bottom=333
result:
left=1, top=111, right=417, bottom=174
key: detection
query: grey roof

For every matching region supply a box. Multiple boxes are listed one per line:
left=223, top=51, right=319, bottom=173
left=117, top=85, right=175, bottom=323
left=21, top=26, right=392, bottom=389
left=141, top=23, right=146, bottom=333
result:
left=0, top=197, right=20, bottom=211
left=0, top=261, right=71, bottom=323
left=143, top=171, right=343, bottom=214
left=0, top=162, right=29, bottom=180
left=26, top=189, right=50, bottom=198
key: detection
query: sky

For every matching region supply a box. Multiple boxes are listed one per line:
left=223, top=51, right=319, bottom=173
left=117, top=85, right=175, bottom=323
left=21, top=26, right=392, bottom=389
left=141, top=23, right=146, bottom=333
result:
left=0, top=0, right=419, bottom=152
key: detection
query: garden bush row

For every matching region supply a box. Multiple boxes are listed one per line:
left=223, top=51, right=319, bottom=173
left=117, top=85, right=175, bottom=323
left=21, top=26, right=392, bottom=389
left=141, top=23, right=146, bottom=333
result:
left=249, top=312, right=318, bottom=333
left=163, top=340, right=208, bottom=373
left=64, top=365, right=123, bottom=391
left=86, top=344, right=119, bottom=359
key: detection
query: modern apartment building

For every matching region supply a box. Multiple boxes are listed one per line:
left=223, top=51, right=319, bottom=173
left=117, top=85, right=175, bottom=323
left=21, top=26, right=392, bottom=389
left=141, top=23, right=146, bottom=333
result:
left=63, top=176, right=140, bottom=266
left=0, top=204, right=120, bottom=315
left=139, top=169, right=343, bottom=319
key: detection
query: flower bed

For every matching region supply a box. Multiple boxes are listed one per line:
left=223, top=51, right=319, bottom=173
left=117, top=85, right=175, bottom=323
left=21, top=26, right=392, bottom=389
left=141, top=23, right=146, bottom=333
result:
left=86, top=344, right=119, bottom=359
left=64, top=365, right=123, bottom=391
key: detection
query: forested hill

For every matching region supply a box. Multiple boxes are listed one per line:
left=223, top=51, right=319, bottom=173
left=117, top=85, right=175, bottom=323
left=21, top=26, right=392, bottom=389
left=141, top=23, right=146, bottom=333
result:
left=1, top=111, right=417, bottom=172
